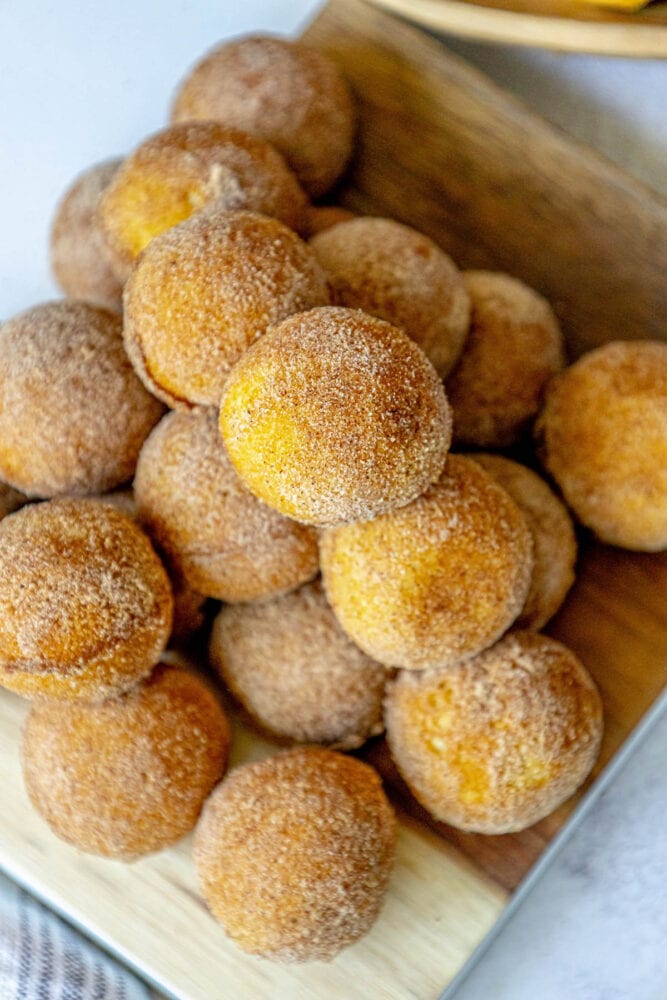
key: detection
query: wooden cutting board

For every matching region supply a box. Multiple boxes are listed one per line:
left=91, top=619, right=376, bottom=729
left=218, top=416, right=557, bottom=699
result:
left=365, top=0, right=667, bottom=56
left=1, top=2, right=666, bottom=997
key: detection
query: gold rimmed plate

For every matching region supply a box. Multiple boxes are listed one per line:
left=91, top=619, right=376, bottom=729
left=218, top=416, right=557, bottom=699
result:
left=365, top=0, right=667, bottom=56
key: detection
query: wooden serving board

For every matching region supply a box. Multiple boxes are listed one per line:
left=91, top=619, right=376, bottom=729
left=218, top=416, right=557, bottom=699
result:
left=365, top=0, right=667, bottom=57
left=1, top=2, right=667, bottom=997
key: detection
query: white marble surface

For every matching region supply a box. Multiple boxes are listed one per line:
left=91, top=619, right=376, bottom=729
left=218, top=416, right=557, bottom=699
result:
left=0, top=0, right=317, bottom=319
left=0, top=3, right=665, bottom=998
left=445, top=692, right=667, bottom=1000
left=1, top=0, right=666, bottom=319
left=441, top=37, right=667, bottom=196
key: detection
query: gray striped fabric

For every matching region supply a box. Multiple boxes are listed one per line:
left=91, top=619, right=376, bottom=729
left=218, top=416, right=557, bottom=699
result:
left=0, top=873, right=150, bottom=1000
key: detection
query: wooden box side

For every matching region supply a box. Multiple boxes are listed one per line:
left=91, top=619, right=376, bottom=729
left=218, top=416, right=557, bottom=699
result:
left=303, top=0, right=667, bottom=357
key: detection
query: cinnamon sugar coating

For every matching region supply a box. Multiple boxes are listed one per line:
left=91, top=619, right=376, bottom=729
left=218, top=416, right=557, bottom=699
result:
left=470, top=454, right=577, bottom=630
left=446, top=271, right=564, bottom=447
left=50, top=158, right=124, bottom=310
left=209, top=580, right=391, bottom=749
left=220, top=306, right=451, bottom=527
left=90, top=488, right=137, bottom=519
left=303, top=204, right=356, bottom=238
left=172, top=35, right=355, bottom=198
left=0, top=301, right=164, bottom=498
left=320, top=454, right=533, bottom=670
left=311, top=217, right=470, bottom=377
left=22, top=664, right=230, bottom=859
left=385, top=631, right=603, bottom=834
left=100, top=122, right=308, bottom=273
left=0, top=499, right=173, bottom=701
left=194, top=747, right=396, bottom=961
left=536, top=340, right=667, bottom=551
left=123, top=208, right=329, bottom=409
left=135, top=408, right=319, bottom=601
left=89, top=487, right=208, bottom=639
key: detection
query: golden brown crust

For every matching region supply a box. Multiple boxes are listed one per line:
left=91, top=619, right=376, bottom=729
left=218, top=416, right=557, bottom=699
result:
left=0, top=499, right=173, bottom=700
left=446, top=271, right=564, bottom=447
left=310, top=217, right=470, bottom=377
left=123, top=208, right=329, bottom=409
left=384, top=631, right=603, bottom=834
left=22, top=664, right=230, bottom=859
left=0, top=301, right=164, bottom=498
left=171, top=35, right=355, bottom=198
left=220, top=306, right=451, bottom=526
left=536, top=340, right=667, bottom=551
left=469, top=453, right=577, bottom=629
left=209, top=580, right=391, bottom=749
left=134, top=408, right=319, bottom=601
left=193, top=747, right=396, bottom=961
left=99, top=122, right=308, bottom=271
left=320, top=454, right=533, bottom=670
left=50, top=158, right=124, bottom=311
left=87, top=487, right=208, bottom=640
left=89, top=488, right=137, bottom=519
left=303, top=205, right=356, bottom=237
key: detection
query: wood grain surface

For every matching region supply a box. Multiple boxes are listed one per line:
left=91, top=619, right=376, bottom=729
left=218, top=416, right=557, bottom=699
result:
left=365, top=0, right=667, bottom=56
left=1, top=2, right=666, bottom=997
left=306, top=0, right=667, bottom=359
left=364, top=543, right=667, bottom=891
left=0, top=691, right=506, bottom=1000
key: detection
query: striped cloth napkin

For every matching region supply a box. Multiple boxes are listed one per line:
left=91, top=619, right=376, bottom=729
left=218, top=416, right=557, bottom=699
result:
left=0, top=872, right=150, bottom=1000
